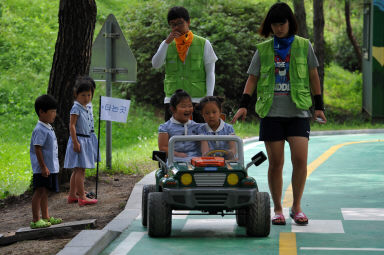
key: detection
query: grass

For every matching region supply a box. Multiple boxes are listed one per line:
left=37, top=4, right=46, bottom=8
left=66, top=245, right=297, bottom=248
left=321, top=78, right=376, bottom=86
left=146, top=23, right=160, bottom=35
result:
left=1, top=0, right=383, bottom=199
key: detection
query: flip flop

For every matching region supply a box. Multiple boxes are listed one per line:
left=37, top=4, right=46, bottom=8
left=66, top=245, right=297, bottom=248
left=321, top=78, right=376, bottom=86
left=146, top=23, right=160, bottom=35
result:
left=290, top=210, right=309, bottom=225
left=78, top=198, right=98, bottom=206
left=272, top=214, right=286, bottom=225
left=44, top=217, right=63, bottom=225
left=30, top=219, right=51, bottom=229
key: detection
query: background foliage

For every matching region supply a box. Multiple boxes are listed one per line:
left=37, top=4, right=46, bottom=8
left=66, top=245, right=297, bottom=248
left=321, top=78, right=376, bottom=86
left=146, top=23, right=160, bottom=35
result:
left=120, top=0, right=268, bottom=115
left=0, top=0, right=381, bottom=199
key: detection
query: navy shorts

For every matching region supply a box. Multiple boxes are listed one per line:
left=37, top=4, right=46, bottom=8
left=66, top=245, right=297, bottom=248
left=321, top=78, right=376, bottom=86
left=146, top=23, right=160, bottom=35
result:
left=259, top=117, right=310, bottom=141
left=33, top=173, right=59, bottom=193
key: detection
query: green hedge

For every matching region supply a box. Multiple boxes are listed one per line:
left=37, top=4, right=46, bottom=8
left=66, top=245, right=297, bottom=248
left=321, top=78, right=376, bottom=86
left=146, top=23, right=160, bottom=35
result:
left=120, top=0, right=268, bottom=115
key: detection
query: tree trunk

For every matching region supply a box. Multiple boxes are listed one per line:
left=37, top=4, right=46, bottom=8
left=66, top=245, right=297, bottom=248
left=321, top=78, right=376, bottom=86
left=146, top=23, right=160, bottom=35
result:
left=345, top=0, right=362, bottom=71
left=48, top=0, right=97, bottom=184
left=293, top=0, right=308, bottom=38
left=313, top=0, right=325, bottom=93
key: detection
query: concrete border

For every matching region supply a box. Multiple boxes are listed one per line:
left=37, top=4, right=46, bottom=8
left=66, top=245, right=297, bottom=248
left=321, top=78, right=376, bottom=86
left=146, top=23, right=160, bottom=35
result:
left=56, top=171, right=155, bottom=255
left=57, top=129, right=384, bottom=255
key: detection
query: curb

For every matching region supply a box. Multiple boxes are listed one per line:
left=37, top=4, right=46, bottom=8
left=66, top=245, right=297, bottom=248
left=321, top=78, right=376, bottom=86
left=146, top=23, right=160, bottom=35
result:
left=57, top=171, right=156, bottom=255
left=57, top=128, right=384, bottom=255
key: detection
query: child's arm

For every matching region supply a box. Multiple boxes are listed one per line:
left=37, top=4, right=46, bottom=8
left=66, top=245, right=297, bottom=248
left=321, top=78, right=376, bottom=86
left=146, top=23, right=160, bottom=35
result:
left=158, top=133, right=187, bottom=158
left=34, top=145, right=50, bottom=177
left=158, top=133, right=169, bottom=154
left=201, top=141, right=210, bottom=156
left=229, top=141, right=237, bottom=160
left=69, top=114, right=81, bottom=152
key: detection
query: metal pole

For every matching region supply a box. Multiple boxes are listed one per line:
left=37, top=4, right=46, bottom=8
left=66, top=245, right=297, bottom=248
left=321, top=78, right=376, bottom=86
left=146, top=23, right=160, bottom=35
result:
left=95, top=96, right=102, bottom=199
left=105, top=20, right=112, bottom=169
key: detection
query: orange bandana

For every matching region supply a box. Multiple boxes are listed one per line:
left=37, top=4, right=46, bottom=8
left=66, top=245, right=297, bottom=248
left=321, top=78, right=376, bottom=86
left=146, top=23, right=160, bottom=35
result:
left=174, top=31, right=194, bottom=62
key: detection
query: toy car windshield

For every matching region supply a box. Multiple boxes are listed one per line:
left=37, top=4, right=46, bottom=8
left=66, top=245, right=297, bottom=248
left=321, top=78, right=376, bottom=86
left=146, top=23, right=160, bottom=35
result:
left=168, top=135, right=244, bottom=166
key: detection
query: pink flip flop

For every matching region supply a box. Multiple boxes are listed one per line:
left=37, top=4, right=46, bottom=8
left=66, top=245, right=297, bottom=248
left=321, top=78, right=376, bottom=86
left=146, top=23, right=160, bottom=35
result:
left=272, top=214, right=286, bottom=225
left=290, top=210, right=309, bottom=225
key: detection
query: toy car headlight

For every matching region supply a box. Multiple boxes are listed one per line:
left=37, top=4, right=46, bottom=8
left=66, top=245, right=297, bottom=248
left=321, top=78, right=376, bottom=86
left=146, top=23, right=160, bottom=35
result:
left=227, top=173, right=239, bottom=186
left=180, top=173, right=193, bottom=186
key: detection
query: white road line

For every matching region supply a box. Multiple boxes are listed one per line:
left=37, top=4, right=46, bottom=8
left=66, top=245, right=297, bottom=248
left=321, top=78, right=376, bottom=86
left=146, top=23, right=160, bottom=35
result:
left=110, top=232, right=145, bottom=255
left=301, top=247, right=384, bottom=251
left=182, top=219, right=236, bottom=233
left=172, top=210, right=190, bottom=219
left=342, top=208, right=384, bottom=221
left=291, top=220, right=344, bottom=233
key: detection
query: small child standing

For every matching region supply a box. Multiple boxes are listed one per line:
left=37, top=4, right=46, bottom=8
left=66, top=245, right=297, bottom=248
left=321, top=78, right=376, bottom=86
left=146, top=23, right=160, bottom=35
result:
left=30, top=94, right=62, bottom=228
left=197, top=96, right=236, bottom=158
left=64, top=76, right=98, bottom=206
left=158, top=89, right=201, bottom=162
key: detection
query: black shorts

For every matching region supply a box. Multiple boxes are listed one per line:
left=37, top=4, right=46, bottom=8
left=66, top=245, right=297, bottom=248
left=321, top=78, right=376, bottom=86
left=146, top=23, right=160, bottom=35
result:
left=259, top=117, right=310, bottom=141
left=33, top=173, right=59, bottom=193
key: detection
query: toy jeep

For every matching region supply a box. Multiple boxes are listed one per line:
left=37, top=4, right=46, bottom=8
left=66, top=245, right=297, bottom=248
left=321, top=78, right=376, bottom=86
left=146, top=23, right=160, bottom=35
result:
left=142, top=135, right=270, bottom=237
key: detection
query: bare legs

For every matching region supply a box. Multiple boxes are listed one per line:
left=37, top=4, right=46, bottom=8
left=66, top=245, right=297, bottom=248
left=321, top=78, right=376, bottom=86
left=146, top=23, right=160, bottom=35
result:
left=32, top=187, right=49, bottom=222
left=287, top=136, right=308, bottom=214
left=265, top=137, right=308, bottom=219
left=69, top=168, right=86, bottom=200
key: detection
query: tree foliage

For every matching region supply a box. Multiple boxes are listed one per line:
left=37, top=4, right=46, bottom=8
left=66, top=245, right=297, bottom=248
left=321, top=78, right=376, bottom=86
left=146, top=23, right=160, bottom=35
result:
left=119, top=0, right=268, bottom=115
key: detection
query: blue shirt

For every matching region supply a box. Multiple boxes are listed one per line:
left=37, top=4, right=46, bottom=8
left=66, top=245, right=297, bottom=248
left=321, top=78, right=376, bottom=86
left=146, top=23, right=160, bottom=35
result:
left=30, top=121, right=59, bottom=174
left=158, top=117, right=201, bottom=159
left=71, top=101, right=92, bottom=136
left=197, top=119, right=235, bottom=150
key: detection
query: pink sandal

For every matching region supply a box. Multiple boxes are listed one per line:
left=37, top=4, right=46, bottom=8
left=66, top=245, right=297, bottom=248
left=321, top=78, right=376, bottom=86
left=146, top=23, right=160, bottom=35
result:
left=78, top=198, right=97, bottom=206
left=290, top=210, right=308, bottom=225
left=272, top=214, right=286, bottom=225
left=67, top=196, right=78, bottom=204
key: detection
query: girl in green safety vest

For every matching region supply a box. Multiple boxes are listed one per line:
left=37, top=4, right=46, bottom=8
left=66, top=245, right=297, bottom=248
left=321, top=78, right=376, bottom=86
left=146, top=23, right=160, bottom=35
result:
left=152, top=6, right=218, bottom=122
left=232, top=2, right=326, bottom=226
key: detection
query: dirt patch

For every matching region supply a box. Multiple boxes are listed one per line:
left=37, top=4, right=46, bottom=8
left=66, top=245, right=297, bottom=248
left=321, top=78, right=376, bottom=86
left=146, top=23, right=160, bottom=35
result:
left=0, top=173, right=142, bottom=255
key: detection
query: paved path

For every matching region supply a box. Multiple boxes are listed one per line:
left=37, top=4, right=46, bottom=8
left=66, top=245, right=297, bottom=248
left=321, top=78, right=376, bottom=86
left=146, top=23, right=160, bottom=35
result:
left=58, top=132, right=384, bottom=255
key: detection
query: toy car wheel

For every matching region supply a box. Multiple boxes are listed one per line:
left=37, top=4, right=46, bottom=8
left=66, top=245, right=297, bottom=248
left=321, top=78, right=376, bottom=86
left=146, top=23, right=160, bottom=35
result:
left=236, top=208, right=247, bottom=227
left=148, top=192, right=172, bottom=237
left=246, top=192, right=271, bottom=237
left=141, top=184, right=156, bottom=227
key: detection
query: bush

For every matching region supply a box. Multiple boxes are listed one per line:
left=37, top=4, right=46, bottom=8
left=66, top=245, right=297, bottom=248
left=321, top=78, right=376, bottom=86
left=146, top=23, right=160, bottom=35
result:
left=324, top=62, right=362, bottom=119
left=120, top=0, right=268, bottom=111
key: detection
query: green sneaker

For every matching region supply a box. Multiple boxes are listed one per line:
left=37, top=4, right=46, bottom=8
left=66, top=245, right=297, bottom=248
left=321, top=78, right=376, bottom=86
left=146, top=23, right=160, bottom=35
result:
left=30, top=219, right=51, bottom=229
left=44, top=217, right=62, bottom=225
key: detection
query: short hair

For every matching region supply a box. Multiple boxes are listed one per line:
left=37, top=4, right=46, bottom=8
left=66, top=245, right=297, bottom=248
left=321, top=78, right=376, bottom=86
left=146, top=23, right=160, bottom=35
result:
left=196, top=96, right=225, bottom=112
left=34, top=94, right=58, bottom=116
left=167, top=6, right=190, bottom=23
left=170, top=89, right=192, bottom=109
left=258, top=2, right=298, bottom=38
left=73, top=75, right=94, bottom=97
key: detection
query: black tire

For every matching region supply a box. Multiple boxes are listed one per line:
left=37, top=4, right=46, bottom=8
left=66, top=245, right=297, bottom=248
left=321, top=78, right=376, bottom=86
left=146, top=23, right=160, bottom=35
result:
left=246, top=192, right=271, bottom=237
left=141, top=184, right=156, bottom=226
left=148, top=192, right=172, bottom=237
left=236, top=208, right=247, bottom=227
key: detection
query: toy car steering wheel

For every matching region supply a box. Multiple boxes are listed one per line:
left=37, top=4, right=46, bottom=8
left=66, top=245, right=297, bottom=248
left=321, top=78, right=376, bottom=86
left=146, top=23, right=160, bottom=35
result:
left=205, top=149, right=230, bottom=157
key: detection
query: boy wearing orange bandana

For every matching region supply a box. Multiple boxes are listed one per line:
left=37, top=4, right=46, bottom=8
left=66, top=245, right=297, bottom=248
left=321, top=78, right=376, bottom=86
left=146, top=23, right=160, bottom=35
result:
left=152, top=6, right=218, bottom=122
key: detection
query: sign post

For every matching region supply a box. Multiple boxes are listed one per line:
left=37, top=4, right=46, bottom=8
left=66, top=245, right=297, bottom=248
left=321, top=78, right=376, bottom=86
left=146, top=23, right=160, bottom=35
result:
left=95, top=96, right=131, bottom=198
left=90, top=14, right=136, bottom=168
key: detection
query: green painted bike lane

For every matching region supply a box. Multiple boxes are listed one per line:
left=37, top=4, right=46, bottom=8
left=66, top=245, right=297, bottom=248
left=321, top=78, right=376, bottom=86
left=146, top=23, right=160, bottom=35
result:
left=101, top=133, right=384, bottom=255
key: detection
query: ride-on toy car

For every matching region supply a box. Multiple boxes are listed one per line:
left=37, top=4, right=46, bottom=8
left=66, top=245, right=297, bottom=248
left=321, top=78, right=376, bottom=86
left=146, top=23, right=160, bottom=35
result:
left=142, top=135, right=270, bottom=237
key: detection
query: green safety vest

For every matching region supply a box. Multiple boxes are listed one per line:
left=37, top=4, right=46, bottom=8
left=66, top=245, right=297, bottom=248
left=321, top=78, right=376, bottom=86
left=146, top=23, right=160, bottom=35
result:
left=164, top=35, right=206, bottom=98
left=255, top=35, right=312, bottom=118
